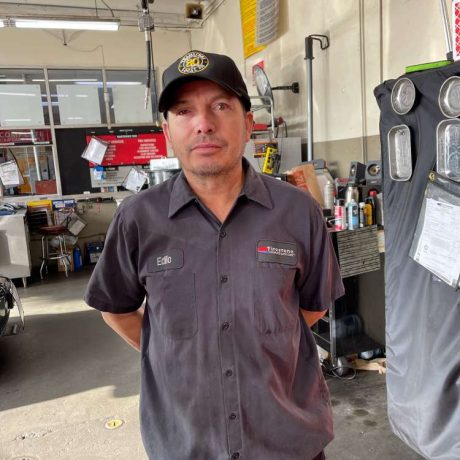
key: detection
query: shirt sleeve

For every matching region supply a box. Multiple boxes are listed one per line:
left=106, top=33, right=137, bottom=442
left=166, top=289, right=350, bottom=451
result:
left=84, top=207, right=145, bottom=313
left=297, top=204, right=345, bottom=311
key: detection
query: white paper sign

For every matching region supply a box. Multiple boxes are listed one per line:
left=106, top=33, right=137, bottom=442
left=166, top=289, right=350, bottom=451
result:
left=0, top=160, right=24, bottom=186
left=122, top=167, right=148, bottom=193
left=81, top=136, right=109, bottom=165
left=256, top=0, right=279, bottom=46
left=413, top=198, right=460, bottom=287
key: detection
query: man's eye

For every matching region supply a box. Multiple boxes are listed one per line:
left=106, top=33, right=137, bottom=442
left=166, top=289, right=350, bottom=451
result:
left=176, top=108, right=190, bottom=116
left=215, top=102, right=229, bottom=110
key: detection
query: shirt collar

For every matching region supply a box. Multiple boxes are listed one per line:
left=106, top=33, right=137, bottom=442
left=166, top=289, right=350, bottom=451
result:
left=168, top=157, right=273, bottom=218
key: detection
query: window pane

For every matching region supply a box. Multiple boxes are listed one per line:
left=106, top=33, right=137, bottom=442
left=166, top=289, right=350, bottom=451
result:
left=0, top=68, right=49, bottom=126
left=105, top=69, right=158, bottom=124
left=0, top=144, right=56, bottom=196
left=47, top=69, right=106, bottom=125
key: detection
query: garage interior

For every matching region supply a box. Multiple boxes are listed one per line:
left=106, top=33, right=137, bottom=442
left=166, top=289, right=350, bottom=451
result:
left=0, top=1, right=459, bottom=459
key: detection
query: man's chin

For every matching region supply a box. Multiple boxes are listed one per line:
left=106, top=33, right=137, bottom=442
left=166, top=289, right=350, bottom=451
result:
left=190, top=165, right=226, bottom=177
left=188, top=160, right=239, bottom=178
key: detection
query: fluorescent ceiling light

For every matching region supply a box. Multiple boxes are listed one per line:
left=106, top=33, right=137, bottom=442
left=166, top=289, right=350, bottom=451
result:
left=12, top=17, right=120, bottom=31
left=0, top=78, right=25, bottom=82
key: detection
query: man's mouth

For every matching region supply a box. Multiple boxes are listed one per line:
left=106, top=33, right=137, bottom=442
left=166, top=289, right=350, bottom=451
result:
left=190, top=141, right=225, bottom=152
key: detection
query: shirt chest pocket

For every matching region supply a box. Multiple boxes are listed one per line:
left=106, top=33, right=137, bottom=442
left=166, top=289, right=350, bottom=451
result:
left=253, top=265, right=298, bottom=334
left=146, top=271, right=198, bottom=340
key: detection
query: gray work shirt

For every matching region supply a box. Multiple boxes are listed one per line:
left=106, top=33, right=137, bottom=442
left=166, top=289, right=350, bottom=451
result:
left=84, top=159, right=344, bottom=460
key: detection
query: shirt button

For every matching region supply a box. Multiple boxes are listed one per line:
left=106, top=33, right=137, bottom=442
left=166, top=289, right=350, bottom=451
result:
left=220, top=275, right=228, bottom=283
left=219, top=230, right=227, bottom=238
left=221, top=322, right=230, bottom=331
left=231, top=453, right=240, bottom=459
left=229, top=412, right=237, bottom=420
left=225, top=369, right=233, bottom=377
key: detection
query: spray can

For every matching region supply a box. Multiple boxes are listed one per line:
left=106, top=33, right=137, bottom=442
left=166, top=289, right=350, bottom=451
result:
left=345, top=185, right=359, bottom=206
left=347, top=199, right=359, bottom=230
left=334, top=199, right=346, bottom=231
left=365, top=195, right=376, bottom=226
left=323, top=180, right=335, bottom=213
left=359, top=202, right=366, bottom=228
left=369, top=190, right=379, bottom=225
left=364, top=201, right=373, bottom=225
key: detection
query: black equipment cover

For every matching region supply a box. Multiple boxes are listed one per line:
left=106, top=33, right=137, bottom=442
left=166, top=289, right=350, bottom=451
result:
left=374, top=62, right=460, bottom=459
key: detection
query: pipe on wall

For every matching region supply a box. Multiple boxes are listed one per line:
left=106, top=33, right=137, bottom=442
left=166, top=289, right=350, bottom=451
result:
left=359, top=0, right=368, bottom=164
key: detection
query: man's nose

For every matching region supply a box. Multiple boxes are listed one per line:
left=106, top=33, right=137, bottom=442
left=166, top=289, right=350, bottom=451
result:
left=195, top=109, right=216, bottom=134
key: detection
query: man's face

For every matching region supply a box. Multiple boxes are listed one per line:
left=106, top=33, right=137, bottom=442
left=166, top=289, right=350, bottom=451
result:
left=162, top=80, right=253, bottom=178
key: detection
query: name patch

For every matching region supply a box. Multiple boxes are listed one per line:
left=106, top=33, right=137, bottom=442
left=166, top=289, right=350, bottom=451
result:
left=256, top=240, right=297, bottom=265
left=149, top=248, right=184, bottom=272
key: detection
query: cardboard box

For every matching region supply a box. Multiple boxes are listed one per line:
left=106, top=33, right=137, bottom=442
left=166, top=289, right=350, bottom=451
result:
left=286, top=164, right=325, bottom=207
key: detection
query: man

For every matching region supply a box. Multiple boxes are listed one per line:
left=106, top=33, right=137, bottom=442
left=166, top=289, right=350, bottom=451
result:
left=84, top=50, right=344, bottom=460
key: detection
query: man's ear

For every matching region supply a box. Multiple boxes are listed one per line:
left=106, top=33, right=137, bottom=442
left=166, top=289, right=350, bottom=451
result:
left=162, top=120, right=171, bottom=143
left=245, top=111, right=254, bottom=142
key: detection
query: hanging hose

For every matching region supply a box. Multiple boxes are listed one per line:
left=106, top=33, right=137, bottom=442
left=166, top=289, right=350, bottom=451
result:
left=139, top=0, right=159, bottom=122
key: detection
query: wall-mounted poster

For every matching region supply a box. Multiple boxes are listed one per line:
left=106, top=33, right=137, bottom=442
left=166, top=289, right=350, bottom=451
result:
left=57, top=84, right=101, bottom=125
left=0, top=84, right=45, bottom=127
left=240, top=0, right=266, bottom=58
left=84, top=132, right=167, bottom=166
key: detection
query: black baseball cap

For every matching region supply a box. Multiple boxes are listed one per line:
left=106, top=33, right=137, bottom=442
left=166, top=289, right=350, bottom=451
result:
left=158, top=50, right=251, bottom=115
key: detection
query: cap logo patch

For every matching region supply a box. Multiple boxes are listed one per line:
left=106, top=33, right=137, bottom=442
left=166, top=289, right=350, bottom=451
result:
left=178, top=51, right=209, bottom=75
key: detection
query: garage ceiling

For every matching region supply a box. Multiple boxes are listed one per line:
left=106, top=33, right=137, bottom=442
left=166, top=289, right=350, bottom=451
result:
left=0, top=0, right=223, bottom=29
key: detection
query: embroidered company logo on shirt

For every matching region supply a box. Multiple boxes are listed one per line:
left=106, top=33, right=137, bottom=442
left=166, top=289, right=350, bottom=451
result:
left=256, top=241, right=297, bottom=265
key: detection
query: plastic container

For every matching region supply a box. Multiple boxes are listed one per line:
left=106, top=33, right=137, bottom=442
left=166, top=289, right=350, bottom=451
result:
left=334, top=199, right=346, bottom=231
left=73, top=246, right=83, bottom=271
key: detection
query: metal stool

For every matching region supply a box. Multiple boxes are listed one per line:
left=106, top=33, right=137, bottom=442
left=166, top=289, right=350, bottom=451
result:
left=39, top=225, right=71, bottom=279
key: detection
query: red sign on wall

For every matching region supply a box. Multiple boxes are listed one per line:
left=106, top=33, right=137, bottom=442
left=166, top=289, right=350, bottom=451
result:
left=85, top=132, right=167, bottom=166
left=0, top=129, right=52, bottom=146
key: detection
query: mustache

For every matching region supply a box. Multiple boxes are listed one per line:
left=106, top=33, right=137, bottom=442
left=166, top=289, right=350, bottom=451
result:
left=188, top=136, right=227, bottom=151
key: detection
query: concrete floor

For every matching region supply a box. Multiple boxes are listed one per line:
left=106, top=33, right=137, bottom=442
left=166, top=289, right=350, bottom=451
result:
left=0, top=268, right=424, bottom=460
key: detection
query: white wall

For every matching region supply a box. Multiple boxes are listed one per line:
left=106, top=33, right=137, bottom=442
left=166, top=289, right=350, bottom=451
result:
left=0, top=0, right=451, bottom=145
left=191, top=0, right=449, bottom=144
left=0, top=27, right=190, bottom=70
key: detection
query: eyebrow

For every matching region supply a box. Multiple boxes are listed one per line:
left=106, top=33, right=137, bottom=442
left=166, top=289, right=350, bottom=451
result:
left=170, top=90, right=235, bottom=109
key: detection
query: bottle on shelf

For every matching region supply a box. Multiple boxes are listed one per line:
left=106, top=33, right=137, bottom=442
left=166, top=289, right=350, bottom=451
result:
left=347, top=199, right=359, bottom=230
left=359, top=202, right=366, bottom=228
left=364, top=200, right=373, bottom=226
left=366, top=190, right=378, bottom=225
left=345, top=185, right=359, bottom=207
left=334, top=198, right=347, bottom=231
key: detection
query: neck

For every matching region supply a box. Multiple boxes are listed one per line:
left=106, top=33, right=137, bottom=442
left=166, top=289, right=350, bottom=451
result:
left=184, top=163, right=245, bottom=223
